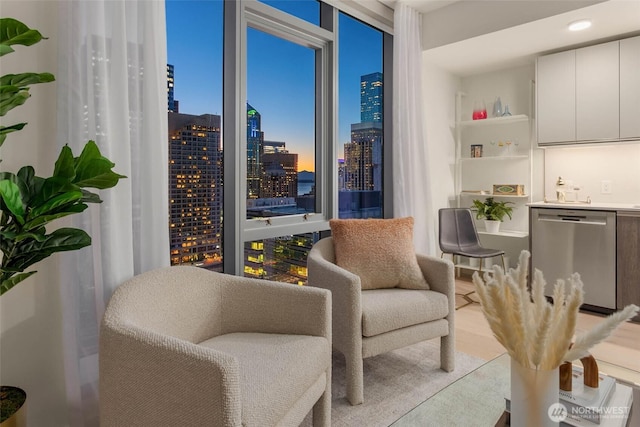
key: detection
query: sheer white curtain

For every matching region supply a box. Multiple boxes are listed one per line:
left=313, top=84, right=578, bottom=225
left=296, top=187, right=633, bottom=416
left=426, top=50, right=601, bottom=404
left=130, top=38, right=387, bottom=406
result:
left=56, top=1, right=169, bottom=425
left=393, top=3, right=436, bottom=255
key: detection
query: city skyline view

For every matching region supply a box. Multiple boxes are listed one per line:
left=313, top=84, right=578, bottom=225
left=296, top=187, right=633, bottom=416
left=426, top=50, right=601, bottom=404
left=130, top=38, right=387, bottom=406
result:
left=166, top=0, right=382, bottom=172
left=167, top=0, right=385, bottom=280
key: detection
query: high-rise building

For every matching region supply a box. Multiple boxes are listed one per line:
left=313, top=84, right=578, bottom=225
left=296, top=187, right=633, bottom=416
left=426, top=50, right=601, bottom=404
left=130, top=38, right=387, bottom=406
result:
left=360, top=72, right=383, bottom=123
left=345, top=122, right=383, bottom=191
left=168, top=112, right=222, bottom=270
left=263, top=140, right=286, bottom=154
left=244, top=234, right=316, bottom=284
left=167, top=64, right=178, bottom=113
left=247, top=103, right=264, bottom=199
left=261, top=149, right=298, bottom=198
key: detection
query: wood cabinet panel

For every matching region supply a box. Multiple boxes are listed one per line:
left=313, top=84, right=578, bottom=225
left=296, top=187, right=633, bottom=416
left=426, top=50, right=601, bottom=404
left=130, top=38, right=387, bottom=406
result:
left=617, top=213, right=640, bottom=322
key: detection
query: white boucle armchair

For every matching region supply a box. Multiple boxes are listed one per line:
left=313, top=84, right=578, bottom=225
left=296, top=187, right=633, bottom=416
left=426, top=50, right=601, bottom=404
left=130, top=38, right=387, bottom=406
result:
left=99, top=266, right=331, bottom=426
left=307, top=237, right=455, bottom=406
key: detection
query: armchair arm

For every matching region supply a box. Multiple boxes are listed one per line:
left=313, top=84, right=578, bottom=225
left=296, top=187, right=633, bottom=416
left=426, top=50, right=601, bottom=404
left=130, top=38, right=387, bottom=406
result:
left=220, top=275, right=331, bottom=340
left=308, top=238, right=362, bottom=352
left=416, top=254, right=455, bottom=300
left=100, top=322, right=241, bottom=426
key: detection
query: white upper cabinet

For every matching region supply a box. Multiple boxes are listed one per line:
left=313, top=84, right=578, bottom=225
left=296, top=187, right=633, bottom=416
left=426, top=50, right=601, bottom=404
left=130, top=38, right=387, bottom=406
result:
left=576, top=41, right=619, bottom=141
left=537, top=36, right=640, bottom=145
left=620, top=36, right=640, bottom=139
left=536, top=50, right=576, bottom=144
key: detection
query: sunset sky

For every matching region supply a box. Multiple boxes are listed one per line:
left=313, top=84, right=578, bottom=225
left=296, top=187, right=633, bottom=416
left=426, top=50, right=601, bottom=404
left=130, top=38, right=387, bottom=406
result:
left=166, top=0, right=382, bottom=172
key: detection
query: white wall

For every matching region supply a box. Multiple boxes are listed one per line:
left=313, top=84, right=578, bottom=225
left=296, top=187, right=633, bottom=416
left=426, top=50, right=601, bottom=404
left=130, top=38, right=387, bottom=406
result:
left=543, top=143, right=640, bottom=204
left=421, top=56, right=460, bottom=212
left=0, top=2, right=69, bottom=426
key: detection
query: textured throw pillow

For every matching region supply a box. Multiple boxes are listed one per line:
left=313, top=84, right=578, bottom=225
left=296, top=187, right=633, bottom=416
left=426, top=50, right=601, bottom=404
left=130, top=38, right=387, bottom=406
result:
left=329, top=217, right=429, bottom=290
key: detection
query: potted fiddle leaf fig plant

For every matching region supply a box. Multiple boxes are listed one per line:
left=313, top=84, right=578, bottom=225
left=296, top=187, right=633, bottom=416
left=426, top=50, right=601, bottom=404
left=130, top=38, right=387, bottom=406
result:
left=471, top=197, right=514, bottom=233
left=0, top=17, right=125, bottom=425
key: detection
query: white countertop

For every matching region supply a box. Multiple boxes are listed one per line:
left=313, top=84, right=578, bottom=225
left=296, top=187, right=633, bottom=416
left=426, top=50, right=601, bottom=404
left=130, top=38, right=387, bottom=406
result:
left=528, top=201, right=640, bottom=211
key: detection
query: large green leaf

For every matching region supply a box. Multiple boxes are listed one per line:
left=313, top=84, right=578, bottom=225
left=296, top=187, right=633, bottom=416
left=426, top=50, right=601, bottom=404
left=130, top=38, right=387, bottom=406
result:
left=0, top=123, right=26, bottom=135
left=4, top=227, right=91, bottom=272
left=0, top=122, right=27, bottom=147
left=73, top=141, right=126, bottom=189
left=0, top=179, right=25, bottom=225
left=31, top=176, right=77, bottom=207
left=0, top=72, right=55, bottom=87
left=29, top=190, right=83, bottom=218
left=14, top=166, right=43, bottom=206
left=0, top=18, right=45, bottom=55
left=0, top=44, right=13, bottom=56
left=22, top=203, right=88, bottom=232
left=0, top=271, right=37, bottom=295
left=0, top=89, right=29, bottom=116
left=74, top=158, right=126, bottom=189
left=53, top=145, right=76, bottom=180
left=80, top=189, right=102, bottom=204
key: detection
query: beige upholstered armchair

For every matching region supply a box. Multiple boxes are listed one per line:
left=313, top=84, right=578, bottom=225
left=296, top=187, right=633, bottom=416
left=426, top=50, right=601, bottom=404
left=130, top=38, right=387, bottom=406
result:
left=100, top=266, right=331, bottom=426
left=308, top=222, right=455, bottom=406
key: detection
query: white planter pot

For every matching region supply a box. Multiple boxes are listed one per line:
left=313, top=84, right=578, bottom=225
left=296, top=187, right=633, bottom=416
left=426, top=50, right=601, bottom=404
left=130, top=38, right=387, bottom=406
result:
left=484, top=220, right=501, bottom=233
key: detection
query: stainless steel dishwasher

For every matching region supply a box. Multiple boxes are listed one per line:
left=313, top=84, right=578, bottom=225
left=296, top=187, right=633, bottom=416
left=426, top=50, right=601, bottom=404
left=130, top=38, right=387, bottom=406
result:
left=530, top=207, right=616, bottom=310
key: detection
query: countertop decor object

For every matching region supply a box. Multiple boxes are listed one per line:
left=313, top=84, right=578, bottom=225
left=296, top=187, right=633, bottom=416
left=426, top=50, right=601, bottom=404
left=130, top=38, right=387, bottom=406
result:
left=473, top=251, right=639, bottom=426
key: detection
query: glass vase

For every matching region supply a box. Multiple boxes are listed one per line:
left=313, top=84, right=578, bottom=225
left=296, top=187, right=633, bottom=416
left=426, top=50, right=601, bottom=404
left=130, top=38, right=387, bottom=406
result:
left=510, top=357, right=560, bottom=427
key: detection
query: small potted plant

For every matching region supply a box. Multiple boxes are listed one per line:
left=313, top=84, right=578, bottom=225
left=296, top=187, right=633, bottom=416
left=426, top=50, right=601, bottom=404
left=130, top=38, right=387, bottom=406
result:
left=471, top=197, right=514, bottom=233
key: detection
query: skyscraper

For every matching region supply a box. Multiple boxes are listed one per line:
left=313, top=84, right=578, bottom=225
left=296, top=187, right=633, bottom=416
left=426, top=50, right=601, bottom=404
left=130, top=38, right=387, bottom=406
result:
left=360, top=72, right=383, bottom=123
left=340, top=72, right=384, bottom=219
left=167, top=64, right=178, bottom=113
left=344, top=122, right=383, bottom=191
left=261, top=149, right=298, bottom=198
left=168, top=112, right=222, bottom=270
left=247, top=103, right=264, bottom=199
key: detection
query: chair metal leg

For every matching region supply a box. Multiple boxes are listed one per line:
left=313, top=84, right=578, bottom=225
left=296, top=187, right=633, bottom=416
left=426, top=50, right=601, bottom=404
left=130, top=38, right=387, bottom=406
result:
left=478, top=258, right=482, bottom=274
left=501, top=254, right=506, bottom=272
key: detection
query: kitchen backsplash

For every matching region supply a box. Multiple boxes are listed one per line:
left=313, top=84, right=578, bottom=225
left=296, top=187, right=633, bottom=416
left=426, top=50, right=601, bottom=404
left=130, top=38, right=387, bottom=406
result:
left=543, top=142, right=640, bottom=204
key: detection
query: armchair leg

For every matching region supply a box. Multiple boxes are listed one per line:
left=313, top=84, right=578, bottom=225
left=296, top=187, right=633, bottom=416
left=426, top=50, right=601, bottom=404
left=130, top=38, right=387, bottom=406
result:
left=346, top=356, right=364, bottom=406
left=312, top=368, right=331, bottom=427
left=440, top=334, right=455, bottom=372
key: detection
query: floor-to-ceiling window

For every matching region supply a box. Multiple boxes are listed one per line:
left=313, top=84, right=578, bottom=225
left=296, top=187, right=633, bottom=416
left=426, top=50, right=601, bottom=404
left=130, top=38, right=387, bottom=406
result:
left=166, top=0, right=391, bottom=282
left=337, top=12, right=384, bottom=219
left=166, top=0, right=224, bottom=272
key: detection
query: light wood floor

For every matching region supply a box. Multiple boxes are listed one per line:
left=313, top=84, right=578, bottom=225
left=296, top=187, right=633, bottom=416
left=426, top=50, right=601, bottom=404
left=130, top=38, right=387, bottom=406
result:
left=454, top=276, right=640, bottom=383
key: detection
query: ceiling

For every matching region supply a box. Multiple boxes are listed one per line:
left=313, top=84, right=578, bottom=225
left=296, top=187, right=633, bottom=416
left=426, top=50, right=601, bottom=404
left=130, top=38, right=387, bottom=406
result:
left=390, top=0, right=640, bottom=76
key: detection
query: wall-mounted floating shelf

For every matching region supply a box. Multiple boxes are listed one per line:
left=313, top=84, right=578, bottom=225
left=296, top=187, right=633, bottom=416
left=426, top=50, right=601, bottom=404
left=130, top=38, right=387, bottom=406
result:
left=458, top=114, right=529, bottom=128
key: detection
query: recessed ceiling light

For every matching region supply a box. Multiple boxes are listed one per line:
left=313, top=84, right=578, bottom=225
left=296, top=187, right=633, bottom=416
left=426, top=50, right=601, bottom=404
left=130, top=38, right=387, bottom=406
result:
left=568, top=20, right=592, bottom=31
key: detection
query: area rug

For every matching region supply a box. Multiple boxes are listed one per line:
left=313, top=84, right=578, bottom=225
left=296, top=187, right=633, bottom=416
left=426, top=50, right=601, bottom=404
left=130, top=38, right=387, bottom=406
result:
left=300, top=339, right=485, bottom=426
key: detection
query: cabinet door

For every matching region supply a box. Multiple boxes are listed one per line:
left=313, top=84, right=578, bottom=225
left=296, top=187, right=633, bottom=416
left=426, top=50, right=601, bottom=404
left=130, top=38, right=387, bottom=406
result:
left=620, top=36, right=640, bottom=139
left=537, top=50, right=576, bottom=144
left=576, top=41, right=620, bottom=141
left=617, top=213, right=640, bottom=322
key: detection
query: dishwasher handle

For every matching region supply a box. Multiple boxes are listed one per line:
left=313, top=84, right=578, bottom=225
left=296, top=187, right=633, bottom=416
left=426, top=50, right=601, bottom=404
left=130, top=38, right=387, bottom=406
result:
left=537, top=217, right=607, bottom=226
